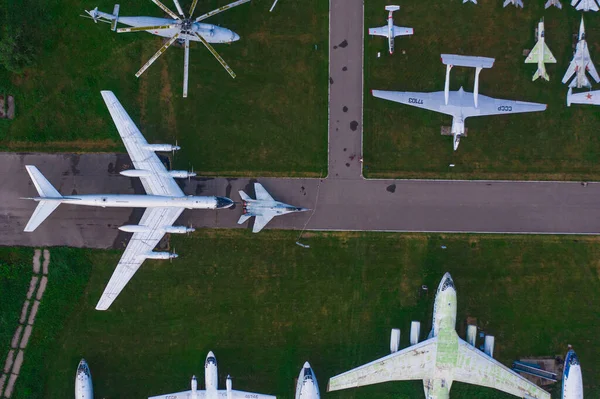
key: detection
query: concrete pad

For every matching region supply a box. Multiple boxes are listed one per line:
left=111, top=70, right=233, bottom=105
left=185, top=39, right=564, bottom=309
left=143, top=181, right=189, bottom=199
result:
left=42, top=249, right=50, bottom=275
left=6, top=96, right=14, bottom=120
left=18, top=301, right=29, bottom=325
left=3, top=350, right=14, bottom=373
left=0, top=374, right=6, bottom=396
left=36, top=276, right=48, bottom=300
left=4, top=373, right=17, bottom=398
left=27, top=301, right=40, bottom=326
left=32, top=249, right=41, bottom=274
left=10, top=351, right=23, bottom=375
left=25, top=276, right=38, bottom=300
left=19, top=326, right=32, bottom=349
left=10, top=326, right=22, bottom=349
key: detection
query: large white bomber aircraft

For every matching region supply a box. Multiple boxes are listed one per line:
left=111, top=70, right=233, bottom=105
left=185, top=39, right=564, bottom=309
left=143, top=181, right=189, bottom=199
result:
left=23, top=91, right=233, bottom=310
left=563, top=17, right=600, bottom=88
left=372, top=54, right=547, bottom=151
left=368, top=6, right=413, bottom=55
left=562, top=349, right=584, bottom=399
left=571, top=0, right=599, bottom=11
left=149, top=351, right=276, bottom=399
left=567, top=87, right=600, bottom=105
left=525, top=19, right=556, bottom=81
left=75, top=359, right=93, bottom=399
left=295, top=362, right=320, bottom=399
left=328, top=273, right=550, bottom=399
left=238, top=183, right=309, bottom=233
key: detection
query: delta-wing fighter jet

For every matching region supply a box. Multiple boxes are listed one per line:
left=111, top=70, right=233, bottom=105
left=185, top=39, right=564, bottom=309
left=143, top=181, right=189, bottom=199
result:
left=75, top=359, right=93, bottom=399
left=563, top=17, right=600, bottom=88
left=328, top=273, right=550, bottom=399
left=525, top=19, right=556, bottom=81
left=571, top=0, right=599, bottom=11
left=295, top=362, right=320, bottom=399
left=503, top=0, right=524, bottom=8
left=368, top=5, right=413, bottom=55
left=23, top=91, right=233, bottom=310
left=149, top=351, right=276, bottom=399
left=238, top=183, right=309, bottom=233
left=567, top=87, right=600, bottom=105
left=84, top=0, right=250, bottom=97
left=372, top=54, right=547, bottom=151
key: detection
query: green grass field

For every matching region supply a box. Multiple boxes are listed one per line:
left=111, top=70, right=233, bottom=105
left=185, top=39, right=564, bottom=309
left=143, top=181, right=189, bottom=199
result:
left=3, top=232, right=599, bottom=398
left=0, top=0, right=328, bottom=176
left=364, top=1, right=600, bottom=180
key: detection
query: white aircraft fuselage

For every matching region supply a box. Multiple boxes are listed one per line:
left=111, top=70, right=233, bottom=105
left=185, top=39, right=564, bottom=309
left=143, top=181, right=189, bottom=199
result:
left=562, top=350, right=583, bottom=399
left=75, top=359, right=93, bottom=399
left=386, top=11, right=396, bottom=54
left=31, top=194, right=232, bottom=209
left=296, top=362, right=320, bottom=399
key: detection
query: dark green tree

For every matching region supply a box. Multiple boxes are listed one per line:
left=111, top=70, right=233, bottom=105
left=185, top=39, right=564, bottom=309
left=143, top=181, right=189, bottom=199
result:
left=0, top=26, right=33, bottom=74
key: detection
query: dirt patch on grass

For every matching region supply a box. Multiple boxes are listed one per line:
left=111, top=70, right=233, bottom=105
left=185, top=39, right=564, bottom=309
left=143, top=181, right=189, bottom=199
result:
left=159, top=60, right=178, bottom=138
left=248, top=32, right=314, bottom=45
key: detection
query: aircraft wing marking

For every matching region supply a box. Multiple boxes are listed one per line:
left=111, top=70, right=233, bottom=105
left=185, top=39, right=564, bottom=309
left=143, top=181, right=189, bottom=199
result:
left=368, top=26, right=388, bottom=37
left=328, top=337, right=437, bottom=391
left=453, top=339, right=550, bottom=399
left=149, top=390, right=207, bottom=399
left=101, top=91, right=183, bottom=197
left=218, top=390, right=276, bottom=399
left=95, top=206, right=184, bottom=310
left=372, top=90, right=451, bottom=115
left=474, top=94, right=546, bottom=117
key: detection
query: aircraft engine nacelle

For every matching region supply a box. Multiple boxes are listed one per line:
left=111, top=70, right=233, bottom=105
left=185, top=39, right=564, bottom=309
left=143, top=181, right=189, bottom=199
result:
left=145, top=251, right=178, bottom=260
left=164, top=226, right=195, bottom=234
left=191, top=375, right=198, bottom=392
left=410, top=321, right=421, bottom=346
left=226, top=375, right=233, bottom=399
left=118, top=225, right=150, bottom=233
left=169, top=170, right=197, bottom=178
left=120, top=169, right=151, bottom=177
left=390, top=328, right=400, bottom=353
left=484, top=335, right=495, bottom=358
left=466, top=325, right=477, bottom=347
left=143, top=144, right=181, bottom=152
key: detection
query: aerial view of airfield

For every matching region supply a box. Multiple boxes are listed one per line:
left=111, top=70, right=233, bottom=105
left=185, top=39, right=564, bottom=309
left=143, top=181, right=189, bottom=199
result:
left=1, top=0, right=600, bottom=397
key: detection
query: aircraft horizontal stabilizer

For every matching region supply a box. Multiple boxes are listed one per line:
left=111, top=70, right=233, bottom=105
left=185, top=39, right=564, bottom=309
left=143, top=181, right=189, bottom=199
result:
left=441, top=54, right=494, bottom=69
left=237, top=214, right=252, bottom=225
left=24, top=200, right=62, bottom=232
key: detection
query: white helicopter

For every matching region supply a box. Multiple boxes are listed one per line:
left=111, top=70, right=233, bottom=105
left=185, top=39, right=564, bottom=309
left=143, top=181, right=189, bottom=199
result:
left=84, top=0, right=251, bottom=97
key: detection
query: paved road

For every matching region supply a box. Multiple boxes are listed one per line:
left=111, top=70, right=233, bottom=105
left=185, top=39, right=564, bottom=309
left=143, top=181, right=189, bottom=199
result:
left=3, top=153, right=600, bottom=249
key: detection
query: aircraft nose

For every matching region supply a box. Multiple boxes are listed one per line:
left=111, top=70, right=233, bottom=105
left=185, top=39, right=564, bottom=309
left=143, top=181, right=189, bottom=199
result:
left=216, top=197, right=234, bottom=208
left=441, top=272, right=454, bottom=291
left=231, top=32, right=240, bottom=41
left=303, top=361, right=311, bottom=368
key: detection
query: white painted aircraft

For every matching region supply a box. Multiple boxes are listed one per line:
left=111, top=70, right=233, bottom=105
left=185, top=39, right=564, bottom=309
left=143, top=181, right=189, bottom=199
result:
left=372, top=54, right=547, bottom=151
left=23, top=91, right=233, bottom=310
left=463, top=0, right=477, bottom=4
left=567, top=87, right=600, bottom=105
left=149, top=351, right=276, bottom=399
left=525, top=19, right=556, bottom=81
left=503, top=0, right=524, bottom=8
left=84, top=0, right=250, bottom=97
left=368, top=5, right=413, bottom=55
left=545, top=0, right=563, bottom=8
left=562, top=349, right=583, bottom=399
left=238, top=183, right=309, bottom=233
left=295, top=362, right=320, bottom=399
left=571, top=0, right=599, bottom=11
left=562, top=17, right=600, bottom=88
left=328, top=272, right=550, bottom=399
left=75, top=359, right=93, bottom=399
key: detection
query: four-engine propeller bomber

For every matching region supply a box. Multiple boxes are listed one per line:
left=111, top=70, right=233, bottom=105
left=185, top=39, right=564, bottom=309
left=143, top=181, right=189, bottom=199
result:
left=22, top=91, right=234, bottom=310
left=328, top=272, right=551, bottom=399
left=84, top=0, right=250, bottom=97
left=149, top=351, right=276, bottom=399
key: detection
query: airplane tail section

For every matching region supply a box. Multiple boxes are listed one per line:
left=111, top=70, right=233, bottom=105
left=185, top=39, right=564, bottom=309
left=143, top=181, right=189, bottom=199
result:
left=385, top=5, right=400, bottom=12
left=23, top=166, right=63, bottom=232
left=532, top=67, right=549, bottom=81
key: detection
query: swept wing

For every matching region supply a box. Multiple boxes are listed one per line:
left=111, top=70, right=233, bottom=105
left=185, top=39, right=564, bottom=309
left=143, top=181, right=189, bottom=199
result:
left=328, top=337, right=437, bottom=391
left=453, top=339, right=550, bottom=399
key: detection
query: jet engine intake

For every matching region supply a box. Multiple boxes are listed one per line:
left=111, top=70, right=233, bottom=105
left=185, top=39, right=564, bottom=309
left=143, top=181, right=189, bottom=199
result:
left=390, top=328, right=400, bottom=353
left=145, top=251, right=178, bottom=260
left=226, top=375, right=232, bottom=399
left=118, top=225, right=150, bottom=233
left=120, top=169, right=151, bottom=177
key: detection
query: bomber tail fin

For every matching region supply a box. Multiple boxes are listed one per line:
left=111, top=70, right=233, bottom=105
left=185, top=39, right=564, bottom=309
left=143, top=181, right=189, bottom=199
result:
left=23, top=166, right=63, bottom=232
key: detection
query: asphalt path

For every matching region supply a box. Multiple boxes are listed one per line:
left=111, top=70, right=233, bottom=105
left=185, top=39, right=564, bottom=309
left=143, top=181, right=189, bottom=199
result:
left=2, top=0, right=600, bottom=250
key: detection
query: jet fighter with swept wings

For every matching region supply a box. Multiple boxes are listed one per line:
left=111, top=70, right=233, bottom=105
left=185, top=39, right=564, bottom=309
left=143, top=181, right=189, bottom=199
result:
left=149, top=351, right=276, bottom=399
left=372, top=54, right=547, bottom=151
left=525, top=19, right=556, bottom=81
left=22, top=91, right=233, bottom=310
left=328, top=273, right=550, bottom=399
left=562, top=17, right=600, bottom=88
left=567, top=87, right=600, bottom=106
left=368, top=5, right=413, bottom=55
left=238, top=183, right=309, bottom=233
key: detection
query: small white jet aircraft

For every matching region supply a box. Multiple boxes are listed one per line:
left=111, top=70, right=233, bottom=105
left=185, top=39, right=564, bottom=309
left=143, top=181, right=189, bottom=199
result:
left=372, top=54, right=547, bottom=151
left=23, top=91, right=233, bottom=310
left=562, top=349, right=584, bottom=399
left=75, top=359, right=93, bottom=399
left=84, top=0, right=250, bottom=97
left=295, top=362, right=320, bottom=399
left=238, top=183, right=309, bottom=233
left=571, top=0, right=599, bottom=11
left=328, top=272, right=550, bottom=399
left=368, top=5, right=413, bottom=55
left=503, top=0, right=524, bottom=8
left=149, top=351, right=276, bottom=399
left=545, top=0, right=563, bottom=8
left=525, top=19, right=556, bottom=81
left=562, top=17, right=600, bottom=88
left=567, top=87, right=600, bottom=105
